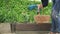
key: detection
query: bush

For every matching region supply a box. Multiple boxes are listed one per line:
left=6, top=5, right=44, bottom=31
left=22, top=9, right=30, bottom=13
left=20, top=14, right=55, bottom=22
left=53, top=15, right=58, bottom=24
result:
left=0, top=0, right=52, bottom=23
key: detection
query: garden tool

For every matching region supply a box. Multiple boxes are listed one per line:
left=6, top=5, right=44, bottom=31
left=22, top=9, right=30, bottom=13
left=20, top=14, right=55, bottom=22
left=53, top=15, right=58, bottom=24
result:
left=34, top=8, right=50, bottom=24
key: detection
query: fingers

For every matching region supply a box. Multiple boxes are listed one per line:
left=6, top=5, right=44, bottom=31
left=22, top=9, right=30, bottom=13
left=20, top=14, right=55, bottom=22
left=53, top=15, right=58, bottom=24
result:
left=38, top=4, right=43, bottom=9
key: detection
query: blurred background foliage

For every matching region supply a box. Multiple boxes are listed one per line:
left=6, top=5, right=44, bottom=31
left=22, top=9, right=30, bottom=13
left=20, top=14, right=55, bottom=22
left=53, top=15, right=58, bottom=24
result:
left=0, top=0, right=52, bottom=23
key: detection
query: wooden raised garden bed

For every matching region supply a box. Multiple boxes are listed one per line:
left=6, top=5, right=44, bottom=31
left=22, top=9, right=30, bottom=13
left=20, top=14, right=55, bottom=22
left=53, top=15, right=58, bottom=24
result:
left=11, top=23, right=51, bottom=32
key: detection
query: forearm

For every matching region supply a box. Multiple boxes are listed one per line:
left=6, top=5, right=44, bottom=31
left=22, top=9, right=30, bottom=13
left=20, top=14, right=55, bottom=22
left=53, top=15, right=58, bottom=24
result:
left=37, top=0, right=48, bottom=9
left=37, top=0, right=48, bottom=14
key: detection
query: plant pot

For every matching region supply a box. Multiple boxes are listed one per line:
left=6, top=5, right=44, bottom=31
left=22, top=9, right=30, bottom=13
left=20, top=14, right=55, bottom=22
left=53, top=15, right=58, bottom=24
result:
left=34, top=15, right=50, bottom=24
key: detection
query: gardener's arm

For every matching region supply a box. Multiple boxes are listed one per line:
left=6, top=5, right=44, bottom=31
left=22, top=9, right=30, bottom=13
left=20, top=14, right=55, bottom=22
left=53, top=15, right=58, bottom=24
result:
left=37, top=0, right=48, bottom=14
left=38, top=0, right=48, bottom=9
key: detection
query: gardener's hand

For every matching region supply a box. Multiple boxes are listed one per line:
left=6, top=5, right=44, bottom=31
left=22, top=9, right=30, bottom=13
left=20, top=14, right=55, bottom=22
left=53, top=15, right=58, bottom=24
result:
left=37, top=4, right=43, bottom=15
left=37, top=4, right=43, bottom=9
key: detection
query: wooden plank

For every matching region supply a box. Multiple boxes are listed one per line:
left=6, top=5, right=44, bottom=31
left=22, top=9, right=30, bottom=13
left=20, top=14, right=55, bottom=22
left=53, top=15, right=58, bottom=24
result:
left=10, top=23, right=16, bottom=33
left=15, top=23, right=51, bottom=31
left=16, top=31, right=50, bottom=34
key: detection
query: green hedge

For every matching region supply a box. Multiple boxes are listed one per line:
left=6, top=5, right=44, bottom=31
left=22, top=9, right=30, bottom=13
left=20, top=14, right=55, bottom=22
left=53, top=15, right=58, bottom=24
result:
left=0, top=0, right=52, bottom=23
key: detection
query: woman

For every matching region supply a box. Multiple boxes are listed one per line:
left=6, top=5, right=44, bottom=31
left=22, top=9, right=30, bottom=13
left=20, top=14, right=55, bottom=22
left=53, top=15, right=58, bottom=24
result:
left=28, top=0, right=60, bottom=34
left=39, top=0, right=60, bottom=34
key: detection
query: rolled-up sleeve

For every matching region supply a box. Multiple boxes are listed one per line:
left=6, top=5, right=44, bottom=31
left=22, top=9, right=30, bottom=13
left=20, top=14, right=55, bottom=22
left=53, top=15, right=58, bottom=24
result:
left=41, top=0, right=48, bottom=7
